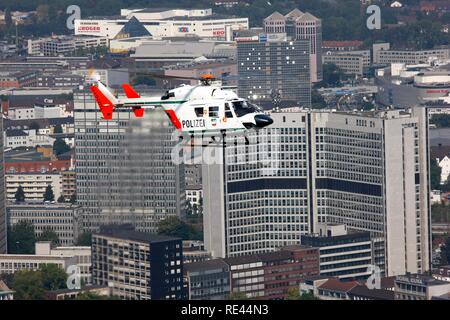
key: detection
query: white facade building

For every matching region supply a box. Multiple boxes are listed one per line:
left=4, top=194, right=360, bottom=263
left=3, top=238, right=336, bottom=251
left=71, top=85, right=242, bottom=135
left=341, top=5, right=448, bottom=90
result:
left=203, top=107, right=430, bottom=277
left=6, top=173, right=62, bottom=202
left=75, top=8, right=248, bottom=40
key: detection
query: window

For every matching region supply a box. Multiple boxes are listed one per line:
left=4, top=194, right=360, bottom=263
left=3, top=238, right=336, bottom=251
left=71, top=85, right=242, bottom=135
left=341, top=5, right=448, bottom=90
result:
left=232, top=100, right=262, bottom=117
left=194, top=107, right=204, bottom=117
left=209, top=106, right=219, bottom=118
left=225, top=104, right=233, bottom=118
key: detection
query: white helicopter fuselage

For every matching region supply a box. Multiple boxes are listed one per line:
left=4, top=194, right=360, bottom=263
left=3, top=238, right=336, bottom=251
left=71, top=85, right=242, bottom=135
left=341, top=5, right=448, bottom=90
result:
left=91, top=81, right=274, bottom=135
left=116, top=84, right=269, bottom=134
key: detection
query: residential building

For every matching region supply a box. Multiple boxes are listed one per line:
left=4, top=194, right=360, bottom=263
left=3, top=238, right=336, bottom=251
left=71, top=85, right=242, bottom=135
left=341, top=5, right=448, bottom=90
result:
left=0, top=71, right=37, bottom=88
left=0, top=280, right=14, bottom=300
left=203, top=107, right=431, bottom=277
left=301, top=224, right=373, bottom=280
left=237, top=36, right=311, bottom=107
left=74, top=89, right=185, bottom=233
left=7, top=203, right=80, bottom=246
left=5, top=173, right=62, bottom=202
left=27, top=36, right=108, bottom=56
left=91, top=224, right=183, bottom=300
left=4, top=129, right=55, bottom=149
left=184, top=259, right=231, bottom=300
left=315, top=277, right=360, bottom=300
left=61, top=170, right=76, bottom=201
left=264, top=9, right=322, bottom=82
left=394, top=273, right=450, bottom=300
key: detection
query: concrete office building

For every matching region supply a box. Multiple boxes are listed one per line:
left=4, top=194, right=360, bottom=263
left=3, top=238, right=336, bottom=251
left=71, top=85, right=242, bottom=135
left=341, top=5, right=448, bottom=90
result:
left=184, top=245, right=319, bottom=300
left=264, top=9, right=322, bottom=82
left=74, top=89, right=185, bottom=233
left=322, top=50, right=371, bottom=76
left=301, top=224, right=373, bottom=280
left=237, top=37, right=311, bottom=107
left=7, top=203, right=80, bottom=246
left=5, top=173, right=62, bottom=202
left=203, top=107, right=430, bottom=277
left=394, top=273, right=450, bottom=300
left=184, top=259, right=231, bottom=300
left=373, top=43, right=450, bottom=65
left=0, top=116, right=5, bottom=254
left=91, top=225, right=183, bottom=300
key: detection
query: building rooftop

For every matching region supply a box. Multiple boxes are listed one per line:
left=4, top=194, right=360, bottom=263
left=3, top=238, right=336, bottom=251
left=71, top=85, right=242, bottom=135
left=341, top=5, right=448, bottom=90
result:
left=348, top=285, right=395, bottom=300
left=318, top=278, right=360, bottom=292
left=97, top=224, right=181, bottom=244
left=395, top=273, right=450, bottom=286
left=184, top=259, right=228, bottom=273
left=224, top=245, right=311, bottom=266
left=301, top=232, right=371, bottom=247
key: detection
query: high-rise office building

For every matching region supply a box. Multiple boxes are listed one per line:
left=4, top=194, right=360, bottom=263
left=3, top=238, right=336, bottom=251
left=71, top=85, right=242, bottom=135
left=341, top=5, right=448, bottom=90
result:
left=203, top=107, right=430, bottom=277
left=91, top=224, right=183, bottom=300
left=264, top=9, right=322, bottom=83
left=237, top=38, right=311, bottom=108
left=0, top=116, right=5, bottom=254
left=74, top=89, right=185, bottom=233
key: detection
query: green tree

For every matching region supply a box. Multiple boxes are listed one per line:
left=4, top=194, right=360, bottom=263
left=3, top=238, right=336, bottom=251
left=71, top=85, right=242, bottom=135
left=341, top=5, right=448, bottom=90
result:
left=12, top=270, right=46, bottom=300
left=316, top=63, right=349, bottom=88
left=15, top=185, right=26, bottom=202
left=440, top=237, right=450, bottom=266
left=157, top=216, right=202, bottom=240
left=69, top=193, right=76, bottom=204
left=311, top=89, right=327, bottom=109
left=300, top=292, right=319, bottom=300
left=430, top=160, right=442, bottom=191
left=53, top=124, right=63, bottom=134
left=40, top=264, right=67, bottom=291
left=76, top=232, right=92, bottom=246
left=75, top=291, right=119, bottom=300
left=4, top=8, right=13, bottom=28
left=286, top=287, right=301, bottom=300
left=53, top=138, right=70, bottom=156
left=7, top=220, right=36, bottom=254
left=43, top=185, right=55, bottom=202
left=57, top=195, right=66, bottom=203
left=37, top=228, right=59, bottom=246
left=430, top=114, right=450, bottom=128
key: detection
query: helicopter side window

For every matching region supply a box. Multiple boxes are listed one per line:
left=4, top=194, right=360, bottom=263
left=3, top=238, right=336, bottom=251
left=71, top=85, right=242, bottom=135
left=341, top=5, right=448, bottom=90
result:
left=225, top=103, right=234, bottom=118
left=232, top=100, right=262, bottom=117
left=194, top=107, right=204, bottom=117
left=209, top=106, right=219, bottom=118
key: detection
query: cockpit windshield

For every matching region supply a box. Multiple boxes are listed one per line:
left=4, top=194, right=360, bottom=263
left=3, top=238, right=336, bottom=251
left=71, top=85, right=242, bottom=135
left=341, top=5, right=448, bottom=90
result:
left=232, top=100, right=263, bottom=117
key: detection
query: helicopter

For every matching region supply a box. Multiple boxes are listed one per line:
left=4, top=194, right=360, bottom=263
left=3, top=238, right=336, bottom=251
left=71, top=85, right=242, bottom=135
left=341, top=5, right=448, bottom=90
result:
left=89, top=73, right=274, bottom=139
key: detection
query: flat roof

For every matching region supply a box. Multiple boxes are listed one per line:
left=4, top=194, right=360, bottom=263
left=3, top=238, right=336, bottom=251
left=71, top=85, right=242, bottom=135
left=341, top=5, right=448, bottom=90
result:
left=97, top=225, right=181, bottom=244
left=184, top=259, right=228, bottom=273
